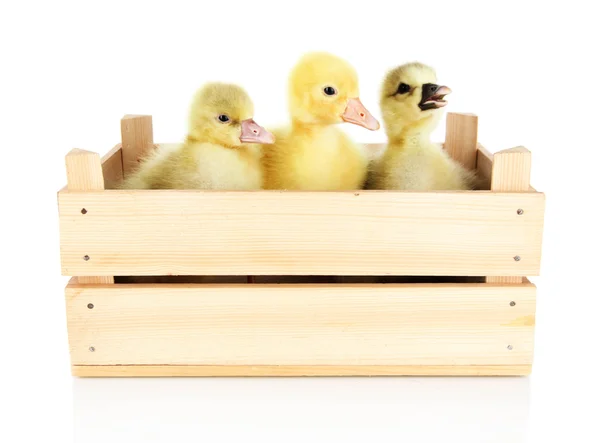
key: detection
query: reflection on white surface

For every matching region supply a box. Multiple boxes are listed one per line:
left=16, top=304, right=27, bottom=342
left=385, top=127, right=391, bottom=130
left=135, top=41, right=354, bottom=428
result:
left=74, top=377, right=530, bottom=442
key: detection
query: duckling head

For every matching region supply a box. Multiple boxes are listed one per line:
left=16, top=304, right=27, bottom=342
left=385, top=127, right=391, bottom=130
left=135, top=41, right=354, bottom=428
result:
left=288, top=52, right=380, bottom=130
left=188, top=83, right=274, bottom=148
left=380, top=62, right=451, bottom=140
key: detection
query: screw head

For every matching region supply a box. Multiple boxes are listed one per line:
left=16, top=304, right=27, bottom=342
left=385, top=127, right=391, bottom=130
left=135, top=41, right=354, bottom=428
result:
left=517, top=209, right=524, bottom=215
left=507, top=345, right=513, bottom=351
left=89, top=346, right=95, bottom=352
left=87, top=303, right=94, bottom=309
left=514, top=255, right=521, bottom=262
left=81, top=208, right=87, bottom=214
left=83, top=255, right=90, bottom=261
left=510, top=301, right=516, bottom=307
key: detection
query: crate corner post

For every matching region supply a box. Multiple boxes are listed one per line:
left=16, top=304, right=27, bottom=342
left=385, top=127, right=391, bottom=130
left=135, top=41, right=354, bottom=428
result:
left=444, top=112, right=479, bottom=170
left=63, top=148, right=114, bottom=285
left=487, top=146, right=533, bottom=284
left=120, top=114, right=154, bottom=178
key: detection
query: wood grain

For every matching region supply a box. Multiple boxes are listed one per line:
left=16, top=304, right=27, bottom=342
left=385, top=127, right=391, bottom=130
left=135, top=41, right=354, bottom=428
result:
left=65, top=282, right=536, bottom=366
left=72, top=364, right=532, bottom=377
left=444, top=113, right=479, bottom=170
left=476, top=143, right=493, bottom=189
left=488, top=147, right=533, bottom=284
left=64, top=149, right=113, bottom=284
left=65, top=149, right=104, bottom=191
left=101, top=144, right=123, bottom=189
left=491, top=147, right=532, bottom=192
left=58, top=190, right=545, bottom=277
left=121, top=115, right=154, bottom=177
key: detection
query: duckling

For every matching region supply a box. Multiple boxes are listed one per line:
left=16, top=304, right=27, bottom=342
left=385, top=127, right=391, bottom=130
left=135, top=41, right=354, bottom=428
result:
left=369, top=62, right=477, bottom=191
left=123, top=82, right=274, bottom=190
left=262, top=52, right=380, bottom=190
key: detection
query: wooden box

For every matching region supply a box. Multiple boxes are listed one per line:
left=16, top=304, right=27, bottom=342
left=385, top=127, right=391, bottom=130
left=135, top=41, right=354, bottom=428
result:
left=58, top=113, right=545, bottom=377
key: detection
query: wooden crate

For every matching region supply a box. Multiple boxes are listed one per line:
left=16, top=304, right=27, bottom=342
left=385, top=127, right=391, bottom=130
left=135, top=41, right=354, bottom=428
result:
left=58, top=113, right=545, bottom=377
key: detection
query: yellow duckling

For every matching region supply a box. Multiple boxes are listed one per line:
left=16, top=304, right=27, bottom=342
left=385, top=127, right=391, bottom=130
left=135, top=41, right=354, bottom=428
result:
left=369, top=62, right=477, bottom=190
left=123, top=82, right=274, bottom=190
left=262, top=52, right=380, bottom=190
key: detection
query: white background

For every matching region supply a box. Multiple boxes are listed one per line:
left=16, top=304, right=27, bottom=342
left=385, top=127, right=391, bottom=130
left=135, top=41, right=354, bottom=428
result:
left=1, top=1, right=599, bottom=442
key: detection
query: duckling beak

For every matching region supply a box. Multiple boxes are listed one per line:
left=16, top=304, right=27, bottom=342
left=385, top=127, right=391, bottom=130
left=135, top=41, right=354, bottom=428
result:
left=419, top=84, right=452, bottom=111
left=342, top=98, right=380, bottom=131
left=240, top=119, right=275, bottom=144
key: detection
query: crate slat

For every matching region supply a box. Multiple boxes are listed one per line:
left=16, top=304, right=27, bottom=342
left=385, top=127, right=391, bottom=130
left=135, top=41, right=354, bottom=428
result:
left=476, top=143, right=493, bottom=189
left=59, top=190, right=545, bottom=277
left=66, top=281, right=536, bottom=368
left=101, top=143, right=123, bottom=189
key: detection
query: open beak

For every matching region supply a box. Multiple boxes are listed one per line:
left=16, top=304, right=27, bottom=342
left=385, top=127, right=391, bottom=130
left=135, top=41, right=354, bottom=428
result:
left=240, top=119, right=275, bottom=144
left=341, top=98, right=380, bottom=131
left=419, top=84, right=452, bottom=111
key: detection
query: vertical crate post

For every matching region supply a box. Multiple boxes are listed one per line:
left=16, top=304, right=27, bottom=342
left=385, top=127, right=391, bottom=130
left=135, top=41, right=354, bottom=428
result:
left=121, top=115, right=154, bottom=178
left=444, top=112, right=479, bottom=170
left=65, top=149, right=114, bottom=284
left=487, top=146, right=532, bottom=284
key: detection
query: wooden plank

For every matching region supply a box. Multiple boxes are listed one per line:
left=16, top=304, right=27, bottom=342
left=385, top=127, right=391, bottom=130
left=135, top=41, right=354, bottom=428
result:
left=120, top=115, right=154, bottom=178
left=64, top=150, right=113, bottom=284
left=58, top=190, right=545, bottom=277
left=72, top=364, right=531, bottom=377
left=65, top=282, right=536, bottom=366
left=490, top=146, right=532, bottom=192
left=65, top=149, right=104, bottom=191
left=476, top=143, right=493, bottom=190
left=100, top=144, right=123, bottom=189
left=444, top=113, right=479, bottom=170
left=488, top=147, right=533, bottom=284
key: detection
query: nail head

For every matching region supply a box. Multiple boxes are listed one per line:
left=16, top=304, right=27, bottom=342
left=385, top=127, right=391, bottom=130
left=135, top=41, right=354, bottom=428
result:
left=514, top=255, right=521, bottom=262
left=81, top=208, right=87, bottom=214
left=83, top=255, right=90, bottom=261
left=87, top=303, right=94, bottom=309
left=517, top=209, right=524, bottom=215
left=89, top=346, right=95, bottom=352
left=507, top=345, right=513, bottom=350
left=510, top=301, right=516, bottom=307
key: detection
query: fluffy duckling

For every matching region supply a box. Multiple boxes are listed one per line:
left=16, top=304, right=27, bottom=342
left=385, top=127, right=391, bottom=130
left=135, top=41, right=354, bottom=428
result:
left=123, top=83, right=274, bottom=190
left=262, top=52, right=380, bottom=190
left=369, top=63, right=477, bottom=190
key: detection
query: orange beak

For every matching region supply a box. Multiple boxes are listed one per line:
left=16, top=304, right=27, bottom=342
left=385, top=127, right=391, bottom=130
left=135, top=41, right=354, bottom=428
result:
left=240, top=119, right=275, bottom=144
left=341, top=98, right=380, bottom=131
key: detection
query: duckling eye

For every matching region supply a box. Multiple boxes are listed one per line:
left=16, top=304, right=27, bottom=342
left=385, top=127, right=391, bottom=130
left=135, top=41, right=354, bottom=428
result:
left=323, top=86, right=337, bottom=96
left=218, top=114, right=230, bottom=123
left=397, top=83, right=411, bottom=94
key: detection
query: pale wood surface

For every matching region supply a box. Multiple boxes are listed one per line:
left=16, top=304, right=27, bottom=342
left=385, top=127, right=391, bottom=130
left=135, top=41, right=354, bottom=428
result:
left=444, top=113, right=479, bottom=170
left=65, top=282, right=536, bottom=366
left=65, top=149, right=104, bottom=191
left=77, top=276, right=113, bottom=284
left=100, top=144, right=123, bottom=189
left=64, top=149, right=113, bottom=284
left=488, top=147, right=533, bottom=284
left=72, top=364, right=531, bottom=377
left=490, top=147, right=532, bottom=192
left=58, top=190, right=545, bottom=277
left=121, top=115, right=154, bottom=178
left=476, top=143, right=493, bottom=189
